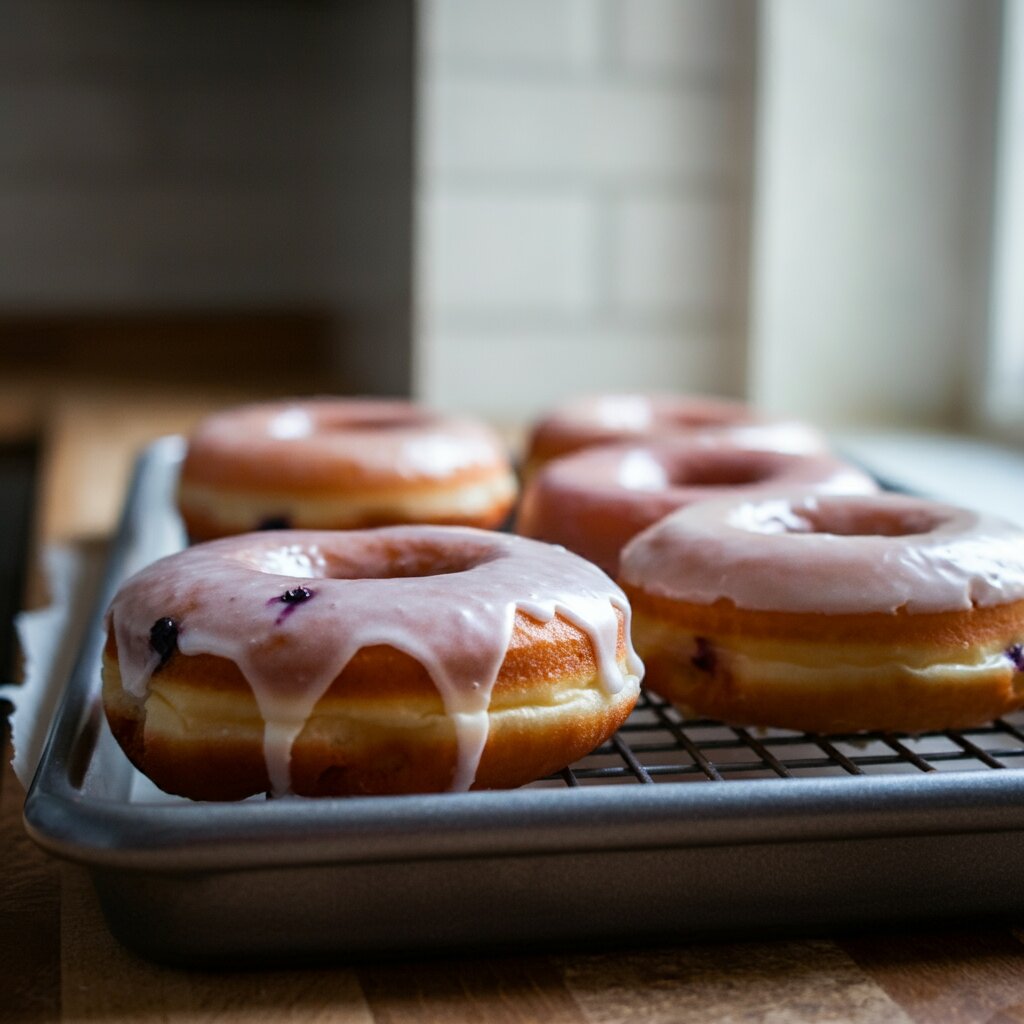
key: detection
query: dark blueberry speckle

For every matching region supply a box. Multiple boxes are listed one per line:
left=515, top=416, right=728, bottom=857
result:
left=1007, top=644, right=1024, bottom=672
left=270, top=585, right=315, bottom=624
left=149, top=617, right=179, bottom=670
left=691, top=636, right=716, bottom=674
left=257, top=516, right=291, bottom=531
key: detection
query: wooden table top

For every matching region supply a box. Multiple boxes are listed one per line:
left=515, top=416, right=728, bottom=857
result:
left=6, top=382, right=1024, bottom=1023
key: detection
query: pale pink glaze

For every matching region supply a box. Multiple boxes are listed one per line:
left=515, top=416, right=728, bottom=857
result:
left=526, top=394, right=827, bottom=464
left=619, top=493, right=1024, bottom=615
left=181, top=398, right=511, bottom=490
left=107, top=526, right=643, bottom=795
left=516, top=439, right=877, bottom=575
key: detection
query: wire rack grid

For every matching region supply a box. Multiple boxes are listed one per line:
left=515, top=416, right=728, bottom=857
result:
left=525, top=691, right=1024, bottom=789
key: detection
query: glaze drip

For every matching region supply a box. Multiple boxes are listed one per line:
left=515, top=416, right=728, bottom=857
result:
left=108, top=526, right=642, bottom=796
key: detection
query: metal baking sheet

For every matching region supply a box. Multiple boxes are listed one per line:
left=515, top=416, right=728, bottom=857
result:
left=24, top=437, right=1024, bottom=964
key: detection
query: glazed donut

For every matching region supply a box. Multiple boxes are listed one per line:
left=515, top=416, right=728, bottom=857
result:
left=103, top=526, right=642, bottom=799
left=619, top=493, right=1024, bottom=733
left=516, top=438, right=878, bottom=576
left=178, top=399, right=518, bottom=540
left=523, top=394, right=826, bottom=478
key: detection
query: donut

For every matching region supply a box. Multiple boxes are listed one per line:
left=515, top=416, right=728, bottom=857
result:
left=523, top=394, right=827, bottom=478
left=516, top=438, right=878, bottom=576
left=178, top=399, right=518, bottom=540
left=619, top=493, right=1024, bottom=733
left=102, top=526, right=643, bottom=799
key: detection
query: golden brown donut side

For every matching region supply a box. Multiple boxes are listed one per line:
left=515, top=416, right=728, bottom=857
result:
left=623, top=586, right=1024, bottom=733
left=177, top=400, right=519, bottom=538
left=102, top=609, right=638, bottom=800
left=179, top=489, right=516, bottom=542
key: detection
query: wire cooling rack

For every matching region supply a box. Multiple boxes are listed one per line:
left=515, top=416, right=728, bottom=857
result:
left=527, top=690, right=1024, bottom=788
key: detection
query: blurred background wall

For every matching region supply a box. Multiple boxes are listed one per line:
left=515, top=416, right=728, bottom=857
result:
left=415, top=0, right=1007, bottom=431
left=414, top=0, right=756, bottom=420
left=0, top=0, right=413, bottom=394
left=0, top=0, right=1020, bottom=436
left=749, top=1, right=1000, bottom=432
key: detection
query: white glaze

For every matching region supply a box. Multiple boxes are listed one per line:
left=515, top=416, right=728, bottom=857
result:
left=517, top=438, right=877, bottom=574
left=182, top=398, right=512, bottom=488
left=108, top=526, right=643, bottom=795
left=619, top=493, right=1024, bottom=614
left=529, top=393, right=828, bottom=459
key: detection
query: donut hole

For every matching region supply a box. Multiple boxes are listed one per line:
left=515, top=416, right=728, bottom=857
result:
left=731, top=498, right=946, bottom=538
left=323, top=541, right=487, bottom=580
left=268, top=405, right=434, bottom=439
left=785, top=502, right=943, bottom=537
left=249, top=539, right=492, bottom=581
left=314, top=408, right=433, bottom=433
left=671, top=454, right=776, bottom=488
left=668, top=408, right=746, bottom=429
left=613, top=448, right=779, bottom=492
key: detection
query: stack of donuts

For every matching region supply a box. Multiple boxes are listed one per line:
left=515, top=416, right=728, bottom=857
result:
left=102, top=392, right=1024, bottom=802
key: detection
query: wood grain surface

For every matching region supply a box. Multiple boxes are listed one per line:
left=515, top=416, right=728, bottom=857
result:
left=7, top=385, right=1024, bottom=1023
left=2, top=717, right=60, bottom=1024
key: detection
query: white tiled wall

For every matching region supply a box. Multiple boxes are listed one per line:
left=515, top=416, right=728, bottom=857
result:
left=414, top=0, right=756, bottom=420
left=421, top=193, right=596, bottom=315
left=611, top=197, right=735, bottom=317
